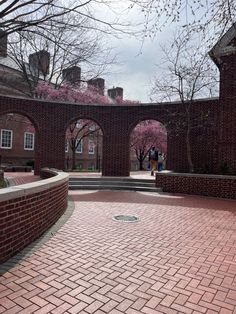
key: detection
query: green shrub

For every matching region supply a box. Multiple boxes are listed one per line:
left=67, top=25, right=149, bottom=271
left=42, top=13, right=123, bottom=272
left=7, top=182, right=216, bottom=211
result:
left=0, top=180, right=7, bottom=189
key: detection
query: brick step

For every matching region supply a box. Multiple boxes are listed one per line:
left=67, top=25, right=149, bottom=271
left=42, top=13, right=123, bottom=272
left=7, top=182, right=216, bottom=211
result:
left=69, top=177, right=154, bottom=183
left=69, top=177, right=161, bottom=192
left=69, top=180, right=155, bottom=187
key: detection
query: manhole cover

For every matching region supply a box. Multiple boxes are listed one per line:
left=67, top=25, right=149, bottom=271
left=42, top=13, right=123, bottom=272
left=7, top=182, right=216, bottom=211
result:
left=113, top=215, right=139, bottom=222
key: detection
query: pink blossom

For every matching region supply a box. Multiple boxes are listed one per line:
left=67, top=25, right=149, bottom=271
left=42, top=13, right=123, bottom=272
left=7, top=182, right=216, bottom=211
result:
left=35, top=82, right=110, bottom=104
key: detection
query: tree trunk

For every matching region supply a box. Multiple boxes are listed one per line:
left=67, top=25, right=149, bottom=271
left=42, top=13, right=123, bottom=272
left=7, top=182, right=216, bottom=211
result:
left=186, top=120, right=194, bottom=173
left=139, top=159, right=144, bottom=170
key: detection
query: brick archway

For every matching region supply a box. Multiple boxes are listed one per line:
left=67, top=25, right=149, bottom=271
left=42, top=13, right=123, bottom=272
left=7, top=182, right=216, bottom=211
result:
left=64, top=116, right=105, bottom=172
left=0, top=109, right=40, bottom=171
left=128, top=118, right=168, bottom=171
left=1, top=26, right=236, bottom=176
left=0, top=95, right=225, bottom=176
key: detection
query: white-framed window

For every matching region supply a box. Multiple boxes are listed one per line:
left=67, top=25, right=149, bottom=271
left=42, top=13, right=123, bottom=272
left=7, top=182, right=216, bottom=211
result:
left=65, top=139, right=68, bottom=152
left=1, top=129, right=12, bottom=149
left=88, top=140, right=95, bottom=154
left=76, top=139, right=83, bottom=153
left=24, top=132, right=34, bottom=150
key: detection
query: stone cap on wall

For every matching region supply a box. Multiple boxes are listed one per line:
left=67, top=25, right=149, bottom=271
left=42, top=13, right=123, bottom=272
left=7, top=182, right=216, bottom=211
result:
left=0, top=170, right=69, bottom=202
left=156, top=172, right=236, bottom=180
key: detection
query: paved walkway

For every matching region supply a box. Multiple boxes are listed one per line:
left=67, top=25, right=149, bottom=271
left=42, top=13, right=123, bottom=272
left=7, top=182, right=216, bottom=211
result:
left=4, top=172, right=40, bottom=186
left=1, top=187, right=236, bottom=314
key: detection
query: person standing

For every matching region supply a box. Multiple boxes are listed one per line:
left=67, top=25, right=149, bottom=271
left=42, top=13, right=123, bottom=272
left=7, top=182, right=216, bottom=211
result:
left=148, top=146, right=158, bottom=176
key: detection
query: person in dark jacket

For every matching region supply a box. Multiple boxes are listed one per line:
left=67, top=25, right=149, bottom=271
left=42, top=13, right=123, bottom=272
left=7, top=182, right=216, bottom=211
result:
left=148, top=146, right=158, bottom=176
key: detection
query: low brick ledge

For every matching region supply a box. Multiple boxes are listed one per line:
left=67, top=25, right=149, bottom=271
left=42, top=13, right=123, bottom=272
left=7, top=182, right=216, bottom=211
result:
left=0, top=169, right=69, bottom=263
left=0, top=168, right=68, bottom=202
left=155, top=172, right=236, bottom=199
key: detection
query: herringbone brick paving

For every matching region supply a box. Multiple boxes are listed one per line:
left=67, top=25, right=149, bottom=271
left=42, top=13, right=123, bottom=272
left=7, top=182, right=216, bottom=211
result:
left=1, top=190, right=236, bottom=313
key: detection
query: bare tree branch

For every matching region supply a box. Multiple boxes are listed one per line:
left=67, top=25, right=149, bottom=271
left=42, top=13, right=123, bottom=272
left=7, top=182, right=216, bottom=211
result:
left=151, top=29, right=219, bottom=172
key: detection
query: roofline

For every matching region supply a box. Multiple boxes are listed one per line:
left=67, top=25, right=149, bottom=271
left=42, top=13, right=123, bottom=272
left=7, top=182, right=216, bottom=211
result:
left=0, top=93, right=219, bottom=107
left=209, top=23, right=236, bottom=66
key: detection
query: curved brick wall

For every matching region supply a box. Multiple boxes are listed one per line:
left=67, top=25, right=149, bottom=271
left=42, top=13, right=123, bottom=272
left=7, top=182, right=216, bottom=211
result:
left=0, top=169, right=69, bottom=263
left=156, top=173, right=236, bottom=199
left=0, top=94, right=223, bottom=176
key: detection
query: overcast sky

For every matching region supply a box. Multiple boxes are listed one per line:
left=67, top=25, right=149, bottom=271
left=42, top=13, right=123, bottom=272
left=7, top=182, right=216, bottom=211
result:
left=94, top=1, right=221, bottom=103
left=92, top=1, right=178, bottom=103
left=105, top=29, right=174, bottom=103
left=106, top=20, right=197, bottom=103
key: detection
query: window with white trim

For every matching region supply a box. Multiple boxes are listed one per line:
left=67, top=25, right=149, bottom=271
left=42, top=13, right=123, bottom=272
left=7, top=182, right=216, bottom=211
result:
left=24, top=132, right=34, bottom=150
left=76, top=139, right=83, bottom=153
left=88, top=140, right=95, bottom=154
left=1, top=129, right=12, bottom=149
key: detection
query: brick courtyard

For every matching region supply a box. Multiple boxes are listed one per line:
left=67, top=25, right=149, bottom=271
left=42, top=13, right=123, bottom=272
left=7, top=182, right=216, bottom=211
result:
left=0, top=189, right=236, bottom=313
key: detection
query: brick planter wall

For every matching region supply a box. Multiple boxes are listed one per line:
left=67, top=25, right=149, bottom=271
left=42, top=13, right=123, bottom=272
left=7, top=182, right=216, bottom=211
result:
left=0, top=169, right=69, bottom=263
left=156, top=173, right=236, bottom=199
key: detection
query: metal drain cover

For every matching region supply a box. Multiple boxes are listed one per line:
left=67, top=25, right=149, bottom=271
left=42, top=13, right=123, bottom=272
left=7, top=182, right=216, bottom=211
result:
left=113, top=215, right=139, bottom=222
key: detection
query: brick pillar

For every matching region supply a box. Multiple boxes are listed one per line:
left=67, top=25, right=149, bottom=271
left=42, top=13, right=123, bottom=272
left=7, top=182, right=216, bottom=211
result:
left=0, top=169, right=4, bottom=181
left=36, top=120, right=65, bottom=174
left=102, top=121, right=130, bottom=176
left=34, top=132, right=41, bottom=175
left=0, top=29, right=7, bottom=57
left=218, top=54, right=236, bottom=173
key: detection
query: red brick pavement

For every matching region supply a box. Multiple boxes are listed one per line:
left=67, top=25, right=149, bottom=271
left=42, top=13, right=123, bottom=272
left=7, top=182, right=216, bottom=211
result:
left=0, top=190, right=236, bottom=313
left=4, top=172, right=40, bottom=186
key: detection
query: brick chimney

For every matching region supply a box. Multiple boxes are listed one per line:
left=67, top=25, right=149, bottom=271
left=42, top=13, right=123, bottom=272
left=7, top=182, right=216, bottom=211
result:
left=62, top=66, right=81, bottom=85
left=0, top=29, right=7, bottom=57
left=29, top=50, right=50, bottom=76
left=108, top=87, right=123, bottom=100
left=87, top=78, right=105, bottom=95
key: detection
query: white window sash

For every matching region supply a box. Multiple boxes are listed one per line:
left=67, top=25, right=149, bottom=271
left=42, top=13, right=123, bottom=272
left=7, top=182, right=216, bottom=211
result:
left=88, top=140, right=95, bottom=154
left=1, top=129, right=13, bottom=149
left=65, top=140, right=68, bottom=152
left=24, top=132, right=34, bottom=150
left=76, top=139, right=83, bottom=153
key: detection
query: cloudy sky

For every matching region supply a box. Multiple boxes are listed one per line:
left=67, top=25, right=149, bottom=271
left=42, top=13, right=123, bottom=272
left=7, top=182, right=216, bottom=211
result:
left=105, top=29, right=174, bottom=103
left=2, top=0, right=220, bottom=103
left=92, top=0, right=222, bottom=103
left=91, top=1, right=179, bottom=103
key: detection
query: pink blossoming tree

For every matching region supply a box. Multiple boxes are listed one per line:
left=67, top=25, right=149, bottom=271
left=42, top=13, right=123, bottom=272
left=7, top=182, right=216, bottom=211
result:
left=130, top=120, right=167, bottom=170
left=35, top=82, right=167, bottom=171
left=36, top=82, right=110, bottom=169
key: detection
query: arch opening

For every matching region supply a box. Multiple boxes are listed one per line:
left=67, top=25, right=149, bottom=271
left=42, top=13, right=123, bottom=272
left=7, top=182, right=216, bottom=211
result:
left=65, top=117, right=103, bottom=172
left=0, top=112, right=37, bottom=171
left=129, top=119, right=167, bottom=173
